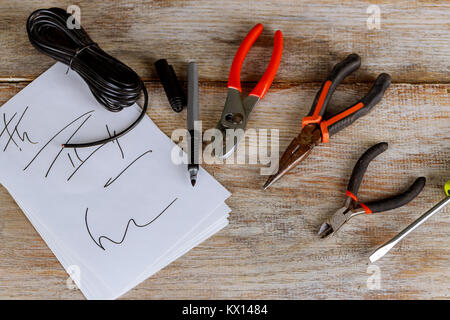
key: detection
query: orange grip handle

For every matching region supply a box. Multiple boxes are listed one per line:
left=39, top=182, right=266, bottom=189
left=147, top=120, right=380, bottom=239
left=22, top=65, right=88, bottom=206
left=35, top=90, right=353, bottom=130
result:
left=228, top=24, right=264, bottom=92
left=250, top=30, right=283, bottom=98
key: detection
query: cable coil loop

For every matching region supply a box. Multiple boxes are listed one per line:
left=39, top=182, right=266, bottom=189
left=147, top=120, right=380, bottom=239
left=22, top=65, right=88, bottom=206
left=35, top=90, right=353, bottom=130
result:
left=68, top=42, right=97, bottom=70
left=26, top=7, right=148, bottom=148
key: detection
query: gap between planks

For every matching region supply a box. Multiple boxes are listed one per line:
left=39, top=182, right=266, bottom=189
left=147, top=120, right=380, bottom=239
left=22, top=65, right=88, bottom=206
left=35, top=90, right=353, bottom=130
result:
left=0, top=79, right=448, bottom=86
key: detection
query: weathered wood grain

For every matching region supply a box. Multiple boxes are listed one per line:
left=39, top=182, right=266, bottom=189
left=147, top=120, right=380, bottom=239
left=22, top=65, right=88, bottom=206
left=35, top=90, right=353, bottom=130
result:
left=0, top=0, right=448, bottom=83
left=0, top=81, right=448, bottom=299
left=0, top=0, right=448, bottom=300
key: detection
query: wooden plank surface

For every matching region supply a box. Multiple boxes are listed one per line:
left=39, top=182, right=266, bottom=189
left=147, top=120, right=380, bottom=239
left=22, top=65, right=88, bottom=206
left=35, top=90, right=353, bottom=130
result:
left=0, top=0, right=449, bottom=83
left=0, top=81, right=448, bottom=299
left=0, top=0, right=448, bottom=300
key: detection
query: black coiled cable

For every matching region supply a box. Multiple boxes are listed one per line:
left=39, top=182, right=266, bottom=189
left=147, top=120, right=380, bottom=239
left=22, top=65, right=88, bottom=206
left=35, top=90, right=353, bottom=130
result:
left=26, top=7, right=148, bottom=148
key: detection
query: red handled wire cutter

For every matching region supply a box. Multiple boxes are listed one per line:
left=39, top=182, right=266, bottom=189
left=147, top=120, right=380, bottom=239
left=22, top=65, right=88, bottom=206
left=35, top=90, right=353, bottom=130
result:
left=318, top=142, right=426, bottom=238
left=263, top=54, right=392, bottom=189
left=217, top=23, right=283, bottom=159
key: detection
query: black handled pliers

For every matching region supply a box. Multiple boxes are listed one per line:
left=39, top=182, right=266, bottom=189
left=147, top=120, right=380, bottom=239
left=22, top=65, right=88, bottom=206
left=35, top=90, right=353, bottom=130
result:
left=318, top=142, right=426, bottom=238
left=264, top=54, right=392, bottom=189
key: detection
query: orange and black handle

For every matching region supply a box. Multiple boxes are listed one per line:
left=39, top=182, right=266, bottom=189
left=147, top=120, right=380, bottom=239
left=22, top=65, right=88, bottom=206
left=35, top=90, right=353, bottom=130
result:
left=346, top=142, right=426, bottom=214
left=320, top=73, right=391, bottom=142
left=302, top=53, right=361, bottom=129
left=364, top=177, right=426, bottom=214
left=302, top=53, right=391, bottom=143
left=227, top=23, right=283, bottom=99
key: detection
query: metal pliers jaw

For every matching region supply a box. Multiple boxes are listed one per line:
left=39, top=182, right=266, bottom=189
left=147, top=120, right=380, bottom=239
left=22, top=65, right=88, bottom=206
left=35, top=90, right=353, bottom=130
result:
left=264, top=54, right=392, bottom=189
left=263, top=123, right=322, bottom=189
left=318, top=142, right=426, bottom=239
left=216, top=23, right=283, bottom=159
left=217, top=89, right=260, bottom=159
left=318, top=196, right=366, bottom=238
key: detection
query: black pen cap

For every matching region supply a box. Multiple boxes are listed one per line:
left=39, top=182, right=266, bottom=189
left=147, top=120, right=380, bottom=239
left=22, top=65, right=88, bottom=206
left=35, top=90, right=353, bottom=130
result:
left=154, top=59, right=186, bottom=113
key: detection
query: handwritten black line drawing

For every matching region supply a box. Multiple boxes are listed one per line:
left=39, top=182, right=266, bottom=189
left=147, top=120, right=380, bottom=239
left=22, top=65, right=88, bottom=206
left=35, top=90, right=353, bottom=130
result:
left=84, top=198, right=178, bottom=250
left=67, top=143, right=108, bottom=181
left=74, top=147, right=84, bottom=162
left=18, top=106, right=153, bottom=188
left=114, top=131, right=124, bottom=159
left=0, top=113, right=16, bottom=140
left=45, top=114, right=92, bottom=178
left=1, top=107, right=37, bottom=152
left=2, top=113, right=19, bottom=149
left=65, top=124, right=133, bottom=181
left=69, top=125, right=124, bottom=168
left=67, top=153, right=75, bottom=168
left=23, top=110, right=94, bottom=171
left=104, top=149, right=152, bottom=188
left=106, top=124, right=124, bottom=159
left=0, top=113, right=15, bottom=135
left=3, top=106, right=38, bottom=152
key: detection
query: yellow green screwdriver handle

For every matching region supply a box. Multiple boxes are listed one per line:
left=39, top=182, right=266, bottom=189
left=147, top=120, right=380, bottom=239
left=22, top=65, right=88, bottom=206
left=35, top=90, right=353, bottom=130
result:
left=445, top=180, right=450, bottom=197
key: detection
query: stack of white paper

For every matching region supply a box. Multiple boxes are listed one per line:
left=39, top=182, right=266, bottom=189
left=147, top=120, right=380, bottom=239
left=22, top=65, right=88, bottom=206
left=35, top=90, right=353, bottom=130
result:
left=0, top=63, right=230, bottom=299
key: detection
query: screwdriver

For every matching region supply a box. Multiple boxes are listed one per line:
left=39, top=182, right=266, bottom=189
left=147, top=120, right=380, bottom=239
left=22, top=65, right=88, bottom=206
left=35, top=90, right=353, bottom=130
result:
left=369, top=180, right=450, bottom=263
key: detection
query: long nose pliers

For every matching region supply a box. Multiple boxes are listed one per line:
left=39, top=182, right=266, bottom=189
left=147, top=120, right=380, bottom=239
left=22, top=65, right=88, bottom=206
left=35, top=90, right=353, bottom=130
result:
left=263, top=54, right=391, bottom=189
left=318, top=142, right=426, bottom=239
left=216, top=23, right=283, bottom=159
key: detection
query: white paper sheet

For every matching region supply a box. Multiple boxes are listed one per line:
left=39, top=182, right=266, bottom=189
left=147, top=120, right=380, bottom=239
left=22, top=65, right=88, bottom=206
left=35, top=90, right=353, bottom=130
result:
left=0, top=63, right=230, bottom=299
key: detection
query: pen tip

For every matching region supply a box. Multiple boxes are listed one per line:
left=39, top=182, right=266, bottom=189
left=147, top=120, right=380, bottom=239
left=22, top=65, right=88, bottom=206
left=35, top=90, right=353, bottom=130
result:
left=191, top=179, right=196, bottom=187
